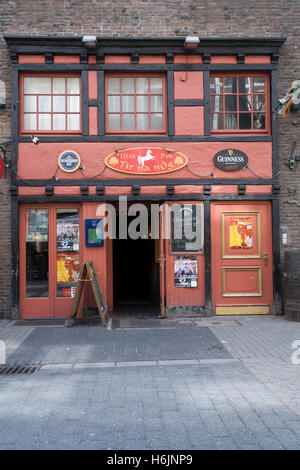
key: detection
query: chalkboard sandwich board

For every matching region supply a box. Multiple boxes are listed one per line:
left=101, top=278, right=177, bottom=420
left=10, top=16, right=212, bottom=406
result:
left=66, top=261, right=107, bottom=327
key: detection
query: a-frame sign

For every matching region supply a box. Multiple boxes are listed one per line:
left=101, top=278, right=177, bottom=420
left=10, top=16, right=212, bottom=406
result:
left=66, top=261, right=106, bottom=327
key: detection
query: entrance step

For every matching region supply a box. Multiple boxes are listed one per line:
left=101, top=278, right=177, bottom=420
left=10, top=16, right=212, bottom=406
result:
left=111, top=318, right=180, bottom=330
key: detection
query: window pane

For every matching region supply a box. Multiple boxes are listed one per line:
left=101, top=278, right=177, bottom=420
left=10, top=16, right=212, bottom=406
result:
left=24, top=114, right=37, bottom=130
left=225, top=114, right=237, bottom=129
left=239, top=95, right=251, bottom=111
left=137, top=114, right=149, bottom=130
left=122, top=114, right=135, bottom=130
left=67, top=95, right=80, bottom=112
left=211, top=113, right=223, bottom=130
left=24, top=77, right=51, bottom=94
left=122, top=95, right=134, bottom=112
left=67, top=78, right=80, bottom=94
left=39, top=114, right=51, bottom=130
left=150, top=77, right=163, bottom=94
left=151, top=95, right=163, bottom=112
left=136, top=95, right=148, bottom=112
left=210, top=95, right=223, bottom=112
left=53, top=78, right=66, bottom=94
left=53, top=114, right=66, bottom=130
left=67, top=114, right=80, bottom=130
left=108, top=114, right=120, bottom=130
left=253, top=95, right=265, bottom=111
left=210, top=77, right=223, bottom=94
left=53, top=95, right=65, bottom=112
left=225, top=95, right=237, bottom=111
left=253, top=113, right=265, bottom=129
left=253, top=77, right=265, bottom=93
left=24, top=95, right=37, bottom=112
left=26, top=209, right=48, bottom=298
left=56, top=209, right=80, bottom=298
left=239, top=113, right=251, bottom=129
left=136, top=77, right=148, bottom=94
left=107, top=77, right=120, bottom=94
left=238, top=77, right=251, bottom=93
left=224, top=77, right=237, bottom=94
left=38, top=95, right=51, bottom=112
left=151, top=113, right=163, bottom=130
left=122, top=78, right=134, bottom=94
left=108, top=95, right=120, bottom=112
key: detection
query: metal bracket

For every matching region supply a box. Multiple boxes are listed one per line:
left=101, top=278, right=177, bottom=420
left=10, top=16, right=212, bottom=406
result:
left=284, top=141, right=300, bottom=169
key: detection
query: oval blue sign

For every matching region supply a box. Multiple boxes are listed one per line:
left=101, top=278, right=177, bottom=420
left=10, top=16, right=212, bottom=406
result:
left=58, top=150, right=81, bottom=173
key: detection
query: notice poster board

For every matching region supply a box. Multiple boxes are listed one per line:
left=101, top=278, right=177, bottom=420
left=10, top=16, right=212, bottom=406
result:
left=67, top=261, right=106, bottom=327
left=174, top=256, right=198, bottom=288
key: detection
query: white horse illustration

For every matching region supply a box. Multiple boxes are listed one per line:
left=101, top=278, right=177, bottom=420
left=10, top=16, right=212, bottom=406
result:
left=137, top=149, right=155, bottom=167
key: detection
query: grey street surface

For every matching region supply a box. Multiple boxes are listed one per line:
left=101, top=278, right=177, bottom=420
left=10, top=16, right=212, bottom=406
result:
left=0, top=315, right=300, bottom=450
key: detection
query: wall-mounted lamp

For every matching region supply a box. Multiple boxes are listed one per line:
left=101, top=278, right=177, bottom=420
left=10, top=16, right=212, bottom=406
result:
left=0, top=135, right=39, bottom=177
left=82, top=35, right=97, bottom=49
left=184, top=36, right=200, bottom=49
left=0, top=80, right=6, bottom=108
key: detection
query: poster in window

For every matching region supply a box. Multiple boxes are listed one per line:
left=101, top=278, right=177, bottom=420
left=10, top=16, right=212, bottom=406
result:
left=229, top=217, right=253, bottom=249
left=174, top=256, right=198, bottom=288
left=57, top=215, right=79, bottom=252
left=57, top=252, right=80, bottom=285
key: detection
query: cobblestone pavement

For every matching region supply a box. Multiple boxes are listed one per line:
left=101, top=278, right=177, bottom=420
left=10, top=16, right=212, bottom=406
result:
left=0, top=315, right=300, bottom=450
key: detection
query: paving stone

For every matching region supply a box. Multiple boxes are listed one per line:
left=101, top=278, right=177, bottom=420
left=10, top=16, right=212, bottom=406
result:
left=0, top=317, right=300, bottom=450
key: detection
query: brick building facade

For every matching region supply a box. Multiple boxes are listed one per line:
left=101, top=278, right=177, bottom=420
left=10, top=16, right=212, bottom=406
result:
left=0, top=1, right=299, bottom=319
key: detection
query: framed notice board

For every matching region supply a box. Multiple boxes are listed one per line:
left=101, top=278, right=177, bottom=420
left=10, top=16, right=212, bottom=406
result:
left=85, top=219, right=104, bottom=247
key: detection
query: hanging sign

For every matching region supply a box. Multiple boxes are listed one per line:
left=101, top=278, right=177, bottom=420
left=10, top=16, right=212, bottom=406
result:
left=213, top=149, right=248, bottom=172
left=58, top=150, right=81, bottom=173
left=105, top=147, right=188, bottom=175
left=0, top=156, right=3, bottom=180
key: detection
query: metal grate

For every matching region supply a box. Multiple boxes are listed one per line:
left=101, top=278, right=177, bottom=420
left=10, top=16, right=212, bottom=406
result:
left=0, top=365, right=41, bottom=375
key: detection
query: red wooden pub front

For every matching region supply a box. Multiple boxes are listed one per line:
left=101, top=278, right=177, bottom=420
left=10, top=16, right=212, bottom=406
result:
left=4, top=35, right=285, bottom=319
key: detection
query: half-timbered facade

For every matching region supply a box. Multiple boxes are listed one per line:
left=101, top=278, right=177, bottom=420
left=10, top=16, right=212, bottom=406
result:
left=3, top=35, right=285, bottom=319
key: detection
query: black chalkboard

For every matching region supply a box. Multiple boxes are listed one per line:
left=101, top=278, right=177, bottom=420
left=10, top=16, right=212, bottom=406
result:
left=170, top=204, right=204, bottom=253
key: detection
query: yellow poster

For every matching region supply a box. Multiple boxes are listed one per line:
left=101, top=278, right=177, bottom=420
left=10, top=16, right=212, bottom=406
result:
left=57, top=252, right=80, bottom=284
left=229, top=217, right=253, bottom=249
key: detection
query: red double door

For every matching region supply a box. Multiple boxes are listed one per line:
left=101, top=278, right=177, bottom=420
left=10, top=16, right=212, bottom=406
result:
left=20, top=204, right=81, bottom=318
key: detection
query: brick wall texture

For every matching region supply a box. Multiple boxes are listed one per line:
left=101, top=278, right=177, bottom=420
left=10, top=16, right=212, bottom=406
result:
left=0, top=0, right=300, bottom=317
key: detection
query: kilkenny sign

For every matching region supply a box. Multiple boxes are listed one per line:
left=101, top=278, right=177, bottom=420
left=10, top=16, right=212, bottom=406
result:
left=213, top=149, right=248, bottom=172
left=105, top=147, right=188, bottom=175
left=58, top=150, right=81, bottom=173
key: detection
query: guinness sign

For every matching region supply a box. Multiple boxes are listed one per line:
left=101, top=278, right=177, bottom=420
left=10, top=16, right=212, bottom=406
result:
left=213, top=149, right=248, bottom=172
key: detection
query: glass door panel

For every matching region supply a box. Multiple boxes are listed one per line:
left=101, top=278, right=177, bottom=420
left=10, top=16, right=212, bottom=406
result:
left=26, top=209, right=49, bottom=298
left=56, top=209, right=80, bottom=298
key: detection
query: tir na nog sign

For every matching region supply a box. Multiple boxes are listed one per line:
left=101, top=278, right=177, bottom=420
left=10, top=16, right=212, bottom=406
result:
left=105, top=147, right=188, bottom=175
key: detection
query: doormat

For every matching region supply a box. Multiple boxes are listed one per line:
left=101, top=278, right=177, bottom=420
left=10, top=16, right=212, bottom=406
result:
left=111, top=318, right=180, bottom=330
left=14, top=319, right=66, bottom=327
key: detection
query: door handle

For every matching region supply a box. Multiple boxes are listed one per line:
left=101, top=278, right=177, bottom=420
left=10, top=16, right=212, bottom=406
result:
left=264, top=253, right=268, bottom=266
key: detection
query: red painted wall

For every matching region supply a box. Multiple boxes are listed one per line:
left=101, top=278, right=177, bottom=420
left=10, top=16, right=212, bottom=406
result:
left=18, top=141, right=273, bottom=183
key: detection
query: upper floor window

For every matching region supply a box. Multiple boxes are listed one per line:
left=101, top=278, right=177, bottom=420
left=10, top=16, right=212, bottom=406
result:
left=21, top=75, right=81, bottom=133
left=106, top=75, right=166, bottom=133
left=210, top=74, right=269, bottom=133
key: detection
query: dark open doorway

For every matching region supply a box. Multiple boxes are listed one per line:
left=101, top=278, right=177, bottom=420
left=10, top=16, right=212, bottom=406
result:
left=113, top=215, right=160, bottom=316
